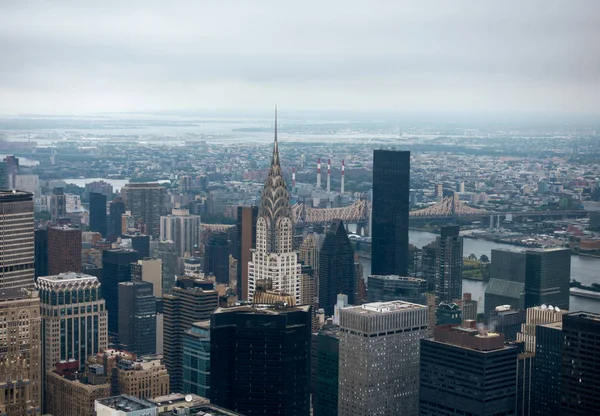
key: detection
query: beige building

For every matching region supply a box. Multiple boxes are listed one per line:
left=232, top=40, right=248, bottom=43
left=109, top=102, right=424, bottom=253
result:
left=159, top=207, right=201, bottom=257
left=131, top=258, right=163, bottom=297
left=46, top=368, right=111, bottom=416
left=116, top=357, right=170, bottom=400
left=0, top=288, right=41, bottom=415
left=517, top=305, right=567, bottom=352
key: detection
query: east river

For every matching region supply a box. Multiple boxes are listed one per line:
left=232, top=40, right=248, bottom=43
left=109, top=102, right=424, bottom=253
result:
left=359, top=230, right=600, bottom=314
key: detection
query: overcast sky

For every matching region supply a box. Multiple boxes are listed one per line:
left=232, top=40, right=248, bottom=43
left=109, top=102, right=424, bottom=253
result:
left=0, top=1, right=599, bottom=116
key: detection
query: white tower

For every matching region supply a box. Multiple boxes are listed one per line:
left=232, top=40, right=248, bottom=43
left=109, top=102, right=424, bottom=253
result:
left=317, top=158, right=321, bottom=188
left=341, top=160, right=345, bottom=193
left=326, top=159, right=331, bottom=192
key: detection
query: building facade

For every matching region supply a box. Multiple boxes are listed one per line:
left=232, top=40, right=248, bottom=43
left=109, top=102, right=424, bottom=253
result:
left=159, top=208, right=201, bottom=257
left=371, top=149, right=410, bottom=276
left=102, top=249, right=139, bottom=334
left=0, top=190, right=35, bottom=289
left=182, top=321, right=211, bottom=397
left=532, top=321, right=563, bottom=416
left=205, top=233, right=231, bottom=285
left=116, top=357, right=170, bottom=400
left=154, top=240, right=177, bottom=295
left=525, top=248, right=570, bottom=310
left=34, top=228, right=49, bottom=279
left=89, top=192, right=107, bottom=237
left=46, top=367, right=111, bottom=416
left=367, top=275, right=427, bottom=305
left=517, top=305, right=566, bottom=353
left=312, top=326, right=339, bottom=416
left=118, top=281, right=157, bottom=356
left=435, top=226, right=463, bottom=303
left=122, top=183, right=167, bottom=238
left=338, top=301, right=428, bottom=416
left=236, top=205, right=258, bottom=301
left=48, top=225, right=82, bottom=275
left=131, top=258, right=163, bottom=297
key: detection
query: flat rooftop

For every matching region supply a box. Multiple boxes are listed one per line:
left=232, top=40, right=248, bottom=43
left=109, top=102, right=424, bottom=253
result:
left=568, top=311, right=600, bottom=322
left=368, top=275, right=426, bottom=282
left=0, top=288, right=33, bottom=301
left=97, top=395, right=155, bottom=411
left=0, top=190, right=33, bottom=202
left=37, top=272, right=98, bottom=283
left=351, top=300, right=427, bottom=314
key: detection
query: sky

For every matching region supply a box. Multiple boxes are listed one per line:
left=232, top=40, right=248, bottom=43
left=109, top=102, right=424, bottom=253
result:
left=0, top=1, right=599, bottom=116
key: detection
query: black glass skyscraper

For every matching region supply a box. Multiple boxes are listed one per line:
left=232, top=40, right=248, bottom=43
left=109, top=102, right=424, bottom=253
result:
left=118, top=280, right=157, bottom=355
left=89, top=192, right=107, bottom=237
left=319, top=220, right=355, bottom=316
left=532, top=321, right=563, bottom=416
left=108, top=197, right=125, bottom=240
left=525, top=248, right=570, bottom=310
left=205, top=233, right=231, bottom=284
left=102, top=248, right=139, bottom=334
left=435, top=226, right=463, bottom=303
left=121, top=232, right=151, bottom=259
left=34, top=228, right=48, bottom=279
left=210, top=305, right=311, bottom=416
left=313, top=326, right=339, bottom=416
left=372, top=150, right=410, bottom=276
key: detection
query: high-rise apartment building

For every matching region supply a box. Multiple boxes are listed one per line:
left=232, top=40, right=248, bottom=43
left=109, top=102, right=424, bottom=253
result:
left=319, top=220, right=355, bottom=315
left=367, top=275, right=427, bottom=305
left=532, top=321, right=563, bottom=416
left=154, top=240, right=177, bottom=295
left=0, top=288, right=41, bottom=415
left=210, top=304, right=312, bottom=416
left=159, top=208, right=201, bottom=257
left=0, top=190, right=35, bottom=289
left=236, top=205, right=258, bottom=300
left=121, top=232, right=150, bottom=259
left=371, top=149, right=410, bottom=276
left=89, top=192, right=107, bottom=237
left=34, top=228, right=48, bottom=279
left=247, top=111, right=302, bottom=304
left=313, top=325, right=340, bottom=416
left=182, top=321, right=211, bottom=397
left=163, top=285, right=218, bottom=393
left=525, top=248, right=570, bottom=310
left=37, top=273, right=108, bottom=371
left=435, top=225, right=463, bottom=303
left=560, top=312, right=600, bottom=415
left=338, top=301, right=428, bottom=416
left=420, top=241, right=437, bottom=291
left=118, top=281, right=157, bottom=356
left=102, top=249, right=139, bottom=334
left=131, top=258, right=163, bottom=297
left=122, top=183, right=167, bottom=237
left=419, top=323, right=517, bottom=416
left=205, top=233, right=231, bottom=285
left=48, top=225, right=82, bottom=275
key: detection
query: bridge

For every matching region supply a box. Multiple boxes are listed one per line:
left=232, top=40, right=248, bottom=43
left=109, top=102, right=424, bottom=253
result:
left=291, top=199, right=369, bottom=226
left=409, top=196, right=488, bottom=219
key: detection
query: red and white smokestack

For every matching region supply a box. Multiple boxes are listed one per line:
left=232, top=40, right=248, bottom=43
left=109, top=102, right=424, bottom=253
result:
left=341, top=159, right=345, bottom=194
left=327, top=159, right=331, bottom=192
left=317, top=158, right=321, bottom=188
left=292, top=168, right=296, bottom=190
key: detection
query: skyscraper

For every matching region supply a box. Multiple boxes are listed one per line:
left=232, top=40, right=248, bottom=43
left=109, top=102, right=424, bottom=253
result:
left=435, top=225, right=463, bottom=303
left=205, top=233, right=231, bottom=285
left=420, top=242, right=437, bottom=292
left=0, top=190, right=35, bottom=289
left=120, top=232, right=150, bottom=259
left=210, top=304, right=312, bottom=416
left=159, top=207, right=201, bottom=257
left=122, top=182, right=167, bottom=237
left=313, top=325, right=340, bottom=416
left=37, top=273, right=108, bottom=371
left=247, top=109, right=302, bottom=304
left=419, top=323, right=518, bottom=416
left=236, top=205, right=258, bottom=301
left=130, top=258, right=163, bottom=297
left=532, top=321, right=563, bottom=415
left=108, top=197, right=125, bottom=240
left=154, top=240, right=177, bottom=295
left=338, top=301, right=428, bottom=416
left=560, top=312, right=600, bottom=415
left=118, top=281, right=157, bottom=356
left=48, top=225, right=82, bottom=275
left=319, top=220, right=355, bottom=315
left=89, top=192, right=107, bottom=237
left=517, top=305, right=566, bottom=353
left=182, top=321, right=211, bottom=397
left=163, top=285, right=218, bottom=393
left=50, top=187, right=67, bottom=221
left=525, top=248, right=570, bottom=310
left=102, top=249, right=139, bottom=334
left=371, top=150, right=410, bottom=276
left=0, top=288, right=41, bottom=415
left=34, top=228, right=48, bottom=279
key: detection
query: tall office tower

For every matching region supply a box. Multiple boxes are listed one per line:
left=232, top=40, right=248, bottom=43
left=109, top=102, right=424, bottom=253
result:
left=114, top=356, right=170, bottom=400
left=517, top=305, right=566, bottom=352
left=159, top=208, right=201, bottom=257
left=89, top=192, right=107, bottom=237
left=313, top=326, right=339, bottom=416
left=50, top=187, right=67, bottom=221
left=210, top=304, right=312, bottom=416
left=102, top=249, right=139, bottom=334
left=560, top=312, right=600, bottom=415
left=513, top=341, right=534, bottom=416
left=236, top=205, right=258, bottom=300
left=419, top=323, right=518, bottom=416
left=490, top=248, right=527, bottom=283
left=122, top=182, right=167, bottom=237
left=118, top=281, right=157, bottom=355
left=163, top=285, right=218, bottom=393
left=205, top=233, right=231, bottom=284
left=489, top=305, right=526, bottom=341
left=532, top=321, right=563, bottom=415
left=0, top=289, right=41, bottom=415
left=131, top=258, right=163, bottom=297
left=367, top=275, right=427, bottom=304
left=108, top=197, right=126, bottom=240
left=371, top=150, right=410, bottom=276
left=436, top=301, right=462, bottom=325
left=485, top=249, right=526, bottom=318
left=338, top=301, right=428, bottom=416
left=319, top=220, right=355, bottom=316
left=525, top=248, right=570, bottom=310
left=0, top=191, right=35, bottom=289
left=420, top=241, right=437, bottom=291
left=84, top=180, right=113, bottom=200
left=48, top=225, right=82, bottom=275
left=121, top=232, right=150, bottom=259
left=37, top=273, right=108, bottom=371
left=435, top=225, right=463, bottom=303
left=34, top=228, right=48, bottom=279
left=454, top=292, right=478, bottom=322
left=0, top=160, right=8, bottom=189
left=182, top=321, right=211, bottom=397
left=247, top=110, right=302, bottom=304
left=154, top=240, right=176, bottom=295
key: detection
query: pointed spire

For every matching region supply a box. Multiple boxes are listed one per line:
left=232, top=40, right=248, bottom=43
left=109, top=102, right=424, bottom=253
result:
left=271, top=104, right=280, bottom=167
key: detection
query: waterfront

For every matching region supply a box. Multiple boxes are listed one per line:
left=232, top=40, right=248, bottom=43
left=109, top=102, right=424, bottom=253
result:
left=359, top=229, right=600, bottom=314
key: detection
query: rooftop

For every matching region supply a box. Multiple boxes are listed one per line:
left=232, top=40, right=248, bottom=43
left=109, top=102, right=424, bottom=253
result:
left=213, top=304, right=311, bottom=315
left=567, top=311, right=600, bottom=322
left=37, top=272, right=98, bottom=283
left=96, top=395, right=156, bottom=411
left=0, top=189, right=33, bottom=202
left=352, top=300, right=427, bottom=314
left=0, top=287, right=34, bottom=301
left=368, top=274, right=426, bottom=283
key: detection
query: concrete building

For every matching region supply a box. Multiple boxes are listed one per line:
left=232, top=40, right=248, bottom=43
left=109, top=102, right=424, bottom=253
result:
left=122, top=182, right=167, bottom=238
left=159, top=208, right=201, bottom=257
left=131, top=258, right=163, bottom=297
left=116, top=357, right=170, bottom=400
left=182, top=321, right=210, bottom=397
left=338, top=301, right=428, bottom=416
left=0, top=190, right=35, bottom=289
left=154, top=240, right=177, bottom=295
left=367, top=275, right=427, bottom=305
left=95, top=395, right=158, bottom=416
left=517, top=305, right=566, bottom=352
left=118, top=281, right=157, bottom=356
left=0, top=288, right=41, bottom=415
left=121, top=232, right=151, bottom=259
left=435, top=226, right=463, bottom=303
left=419, top=323, right=518, bottom=416
left=48, top=225, right=82, bottom=275
left=453, top=292, right=478, bottom=322
left=235, top=205, right=258, bottom=301
left=50, top=187, right=66, bottom=220
left=37, top=273, right=108, bottom=371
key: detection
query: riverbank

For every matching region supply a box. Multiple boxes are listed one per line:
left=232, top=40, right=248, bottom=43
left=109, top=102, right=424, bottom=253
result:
left=570, top=288, right=600, bottom=300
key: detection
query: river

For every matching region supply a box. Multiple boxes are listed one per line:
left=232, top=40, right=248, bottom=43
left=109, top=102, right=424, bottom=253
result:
left=358, top=230, right=600, bottom=314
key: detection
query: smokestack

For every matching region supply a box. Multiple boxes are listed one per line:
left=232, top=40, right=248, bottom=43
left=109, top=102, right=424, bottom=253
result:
left=292, top=168, right=296, bottom=191
left=327, top=159, right=331, bottom=192
left=341, top=159, right=345, bottom=193
left=317, top=158, right=321, bottom=188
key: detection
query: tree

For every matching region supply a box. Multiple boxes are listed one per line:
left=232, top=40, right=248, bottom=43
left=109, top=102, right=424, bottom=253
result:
left=479, top=254, right=490, bottom=263
left=468, top=253, right=477, bottom=261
